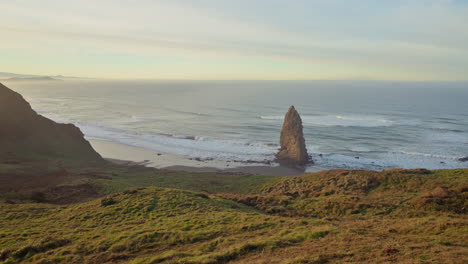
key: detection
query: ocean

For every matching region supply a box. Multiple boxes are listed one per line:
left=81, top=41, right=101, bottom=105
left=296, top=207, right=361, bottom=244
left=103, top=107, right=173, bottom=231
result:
left=6, top=80, right=468, bottom=171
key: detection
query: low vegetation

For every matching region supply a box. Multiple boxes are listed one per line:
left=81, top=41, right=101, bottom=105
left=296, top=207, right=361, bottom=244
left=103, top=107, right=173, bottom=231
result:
left=219, top=168, right=468, bottom=217
left=0, top=187, right=335, bottom=263
left=0, top=157, right=467, bottom=263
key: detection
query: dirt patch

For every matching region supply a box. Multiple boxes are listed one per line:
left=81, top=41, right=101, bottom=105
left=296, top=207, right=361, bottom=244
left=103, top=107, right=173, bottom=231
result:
left=0, top=170, right=70, bottom=192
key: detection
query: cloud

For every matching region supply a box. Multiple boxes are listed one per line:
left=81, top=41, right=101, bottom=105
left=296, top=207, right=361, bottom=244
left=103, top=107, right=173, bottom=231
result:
left=0, top=0, right=467, bottom=80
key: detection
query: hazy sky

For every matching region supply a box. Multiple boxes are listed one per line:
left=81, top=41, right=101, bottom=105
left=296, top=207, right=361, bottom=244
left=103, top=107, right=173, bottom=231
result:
left=1, top=0, right=468, bottom=80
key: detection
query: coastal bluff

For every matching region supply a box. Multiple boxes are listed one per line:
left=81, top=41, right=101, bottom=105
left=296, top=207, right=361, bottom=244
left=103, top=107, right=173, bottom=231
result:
left=276, top=106, right=310, bottom=166
left=0, top=82, right=103, bottom=162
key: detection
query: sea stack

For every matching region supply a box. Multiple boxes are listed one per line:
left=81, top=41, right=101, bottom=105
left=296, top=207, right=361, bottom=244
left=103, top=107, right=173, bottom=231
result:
left=276, top=106, right=310, bottom=166
left=0, top=82, right=103, bottom=162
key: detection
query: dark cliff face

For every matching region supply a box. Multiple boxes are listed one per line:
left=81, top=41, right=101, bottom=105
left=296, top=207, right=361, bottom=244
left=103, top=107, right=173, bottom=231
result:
left=0, top=83, right=103, bottom=162
left=275, top=106, right=310, bottom=166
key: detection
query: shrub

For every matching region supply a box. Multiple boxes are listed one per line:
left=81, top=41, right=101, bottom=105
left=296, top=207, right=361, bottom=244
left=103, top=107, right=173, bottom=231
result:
left=101, top=197, right=117, bottom=206
left=0, top=248, right=11, bottom=261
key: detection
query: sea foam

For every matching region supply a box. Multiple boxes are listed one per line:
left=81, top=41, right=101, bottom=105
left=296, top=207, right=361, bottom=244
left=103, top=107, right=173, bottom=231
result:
left=79, top=122, right=278, bottom=162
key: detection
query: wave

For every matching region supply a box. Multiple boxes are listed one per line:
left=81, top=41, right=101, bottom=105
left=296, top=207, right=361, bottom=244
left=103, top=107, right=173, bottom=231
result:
left=79, top=123, right=277, bottom=162
left=30, top=105, right=54, bottom=112
left=165, top=108, right=211, bottom=117
left=214, top=107, right=252, bottom=114
left=311, top=151, right=468, bottom=171
left=88, top=116, right=163, bottom=126
left=77, top=121, right=468, bottom=171
left=395, top=151, right=455, bottom=160
left=27, top=97, right=70, bottom=112
left=429, top=127, right=465, bottom=133
left=259, top=114, right=395, bottom=127
left=27, top=98, right=68, bottom=104
left=130, top=116, right=162, bottom=122
left=258, top=115, right=283, bottom=120
left=349, top=146, right=372, bottom=152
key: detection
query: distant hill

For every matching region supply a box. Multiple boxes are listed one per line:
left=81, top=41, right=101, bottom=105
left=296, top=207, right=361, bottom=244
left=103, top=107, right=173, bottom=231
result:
left=0, top=82, right=103, bottom=162
left=0, top=72, right=86, bottom=80
left=6, top=76, right=63, bottom=82
left=0, top=72, right=38, bottom=78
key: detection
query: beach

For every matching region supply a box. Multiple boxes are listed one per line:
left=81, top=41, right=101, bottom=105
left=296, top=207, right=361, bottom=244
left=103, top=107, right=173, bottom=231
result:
left=90, top=139, right=309, bottom=176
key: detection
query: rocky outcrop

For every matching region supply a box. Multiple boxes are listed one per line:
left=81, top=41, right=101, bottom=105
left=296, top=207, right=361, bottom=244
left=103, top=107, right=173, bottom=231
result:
left=275, top=106, right=310, bottom=166
left=0, top=83, right=103, bottom=162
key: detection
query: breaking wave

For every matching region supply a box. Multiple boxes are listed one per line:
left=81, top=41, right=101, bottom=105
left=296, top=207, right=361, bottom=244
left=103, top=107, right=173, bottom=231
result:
left=259, top=114, right=395, bottom=127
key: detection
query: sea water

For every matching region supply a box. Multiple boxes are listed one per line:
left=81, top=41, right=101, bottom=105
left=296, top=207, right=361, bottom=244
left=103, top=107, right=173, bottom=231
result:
left=6, top=80, right=468, bottom=171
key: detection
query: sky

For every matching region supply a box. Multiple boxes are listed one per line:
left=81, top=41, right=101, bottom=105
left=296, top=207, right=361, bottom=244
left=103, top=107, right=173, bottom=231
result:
left=1, top=0, right=468, bottom=80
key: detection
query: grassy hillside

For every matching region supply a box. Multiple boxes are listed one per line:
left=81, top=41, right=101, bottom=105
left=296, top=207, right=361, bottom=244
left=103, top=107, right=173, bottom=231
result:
left=0, top=187, right=335, bottom=264
left=219, top=169, right=468, bottom=217
left=1, top=168, right=467, bottom=263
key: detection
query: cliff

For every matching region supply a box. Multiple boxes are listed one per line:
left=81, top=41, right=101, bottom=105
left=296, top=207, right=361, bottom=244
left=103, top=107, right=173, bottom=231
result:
left=0, top=82, right=103, bottom=162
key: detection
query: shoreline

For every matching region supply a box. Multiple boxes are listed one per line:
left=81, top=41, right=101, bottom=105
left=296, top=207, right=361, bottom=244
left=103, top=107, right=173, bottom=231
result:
left=88, top=138, right=468, bottom=175
left=89, top=139, right=313, bottom=176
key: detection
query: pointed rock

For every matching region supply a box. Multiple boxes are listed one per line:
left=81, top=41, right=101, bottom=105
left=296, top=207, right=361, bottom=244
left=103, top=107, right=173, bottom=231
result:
left=276, top=106, right=310, bottom=166
left=0, top=82, right=103, bottom=162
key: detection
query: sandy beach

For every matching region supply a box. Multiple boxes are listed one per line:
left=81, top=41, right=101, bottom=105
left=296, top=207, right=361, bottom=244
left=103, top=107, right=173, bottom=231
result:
left=89, top=139, right=311, bottom=176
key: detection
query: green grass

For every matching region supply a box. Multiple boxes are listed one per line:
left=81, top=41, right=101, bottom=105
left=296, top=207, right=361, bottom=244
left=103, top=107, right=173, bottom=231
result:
left=2, top=185, right=466, bottom=263
left=89, top=167, right=281, bottom=194
left=1, top=160, right=467, bottom=263
left=0, top=187, right=333, bottom=264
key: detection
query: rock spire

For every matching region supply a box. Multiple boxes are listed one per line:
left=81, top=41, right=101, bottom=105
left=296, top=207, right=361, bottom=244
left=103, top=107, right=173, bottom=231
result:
left=275, top=106, right=310, bottom=166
